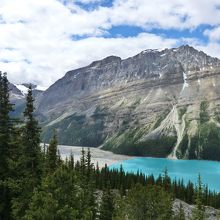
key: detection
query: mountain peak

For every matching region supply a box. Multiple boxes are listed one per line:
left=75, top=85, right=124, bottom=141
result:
left=89, top=55, right=121, bottom=68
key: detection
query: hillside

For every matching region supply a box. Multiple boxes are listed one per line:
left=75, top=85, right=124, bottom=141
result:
left=32, top=45, right=220, bottom=160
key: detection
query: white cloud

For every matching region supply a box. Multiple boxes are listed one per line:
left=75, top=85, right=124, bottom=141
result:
left=204, top=26, right=220, bottom=42
left=0, top=0, right=220, bottom=88
left=0, top=32, right=177, bottom=87
left=75, top=0, right=104, bottom=3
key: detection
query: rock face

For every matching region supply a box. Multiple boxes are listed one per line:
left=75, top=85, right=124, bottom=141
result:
left=36, top=45, right=220, bottom=160
left=10, top=83, right=44, bottom=118
left=173, top=199, right=220, bottom=220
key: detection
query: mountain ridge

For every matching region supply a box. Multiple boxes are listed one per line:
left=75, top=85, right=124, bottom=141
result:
left=17, top=45, right=220, bottom=160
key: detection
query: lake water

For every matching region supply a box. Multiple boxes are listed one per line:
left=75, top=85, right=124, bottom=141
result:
left=109, top=157, right=220, bottom=192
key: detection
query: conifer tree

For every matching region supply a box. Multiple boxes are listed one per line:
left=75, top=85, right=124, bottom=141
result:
left=0, top=73, right=15, bottom=177
left=22, top=85, right=42, bottom=186
left=191, top=175, right=205, bottom=220
left=0, top=72, right=14, bottom=219
left=47, top=130, right=58, bottom=173
left=86, top=148, right=93, bottom=182
left=80, top=147, right=86, bottom=177
left=69, top=150, right=74, bottom=170
left=99, top=187, right=114, bottom=220
left=12, top=86, right=43, bottom=218
left=24, top=167, right=83, bottom=220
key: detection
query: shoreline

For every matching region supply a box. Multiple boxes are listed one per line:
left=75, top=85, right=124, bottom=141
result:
left=57, top=145, right=132, bottom=168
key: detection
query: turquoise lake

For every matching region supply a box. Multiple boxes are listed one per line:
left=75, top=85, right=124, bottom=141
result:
left=109, top=157, right=220, bottom=192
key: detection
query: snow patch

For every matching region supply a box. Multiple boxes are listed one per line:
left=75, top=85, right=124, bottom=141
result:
left=172, top=48, right=179, bottom=52
left=162, top=64, right=167, bottom=69
left=15, top=84, right=29, bottom=95
left=181, top=72, right=188, bottom=92
left=35, top=85, right=47, bottom=91
left=142, top=49, right=159, bottom=54
left=73, top=72, right=80, bottom=79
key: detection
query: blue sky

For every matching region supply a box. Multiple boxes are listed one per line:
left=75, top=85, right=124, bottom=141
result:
left=0, top=0, right=220, bottom=87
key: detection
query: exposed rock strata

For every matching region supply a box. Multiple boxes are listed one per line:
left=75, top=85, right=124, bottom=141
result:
left=30, top=45, right=220, bottom=159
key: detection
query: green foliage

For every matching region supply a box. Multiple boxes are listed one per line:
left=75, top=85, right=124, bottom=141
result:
left=2, top=73, right=220, bottom=220
left=46, top=130, right=58, bottom=173
left=153, top=110, right=170, bottom=129
left=178, top=107, right=187, bottom=120
left=0, top=72, right=20, bottom=219
left=174, top=203, right=185, bottom=220
left=186, top=122, right=220, bottom=161
left=199, top=122, right=220, bottom=160
left=178, top=134, right=189, bottom=159
left=99, top=187, right=114, bottom=220
left=153, top=115, right=165, bottom=129
left=199, top=101, right=209, bottom=124
left=22, top=86, right=42, bottom=183
left=24, top=167, right=82, bottom=220
left=42, top=112, right=106, bottom=147
left=191, top=175, right=205, bottom=220
left=104, top=130, right=177, bottom=157
left=113, top=184, right=173, bottom=220
left=12, top=86, right=43, bottom=219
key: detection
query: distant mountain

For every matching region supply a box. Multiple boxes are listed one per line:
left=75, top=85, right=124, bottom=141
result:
left=28, top=45, right=220, bottom=160
left=10, top=83, right=45, bottom=117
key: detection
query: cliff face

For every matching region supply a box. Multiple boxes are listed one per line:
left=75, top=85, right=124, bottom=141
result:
left=36, top=45, right=220, bottom=160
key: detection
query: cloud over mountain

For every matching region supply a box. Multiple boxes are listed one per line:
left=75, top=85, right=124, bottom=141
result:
left=0, top=0, right=220, bottom=87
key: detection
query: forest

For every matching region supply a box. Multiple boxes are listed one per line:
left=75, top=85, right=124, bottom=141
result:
left=1, top=72, right=220, bottom=220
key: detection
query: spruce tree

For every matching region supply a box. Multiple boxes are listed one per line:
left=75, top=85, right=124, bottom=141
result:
left=0, top=72, right=17, bottom=219
left=47, top=130, right=58, bottom=173
left=99, top=187, right=114, bottom=220
left=12, top=86, right=43, bottom=218
left=191, top=175, right=205, bottom=220
left=0, top=73, right=14, bottom=178
left=69, top=150, right=74, bottom=170
left=86, top=148, right=93, bottom=182
left=22, top=86, right=42, bottom=183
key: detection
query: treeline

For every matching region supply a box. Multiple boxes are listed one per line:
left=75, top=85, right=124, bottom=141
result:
left=0, top=72, right=220, bottom=219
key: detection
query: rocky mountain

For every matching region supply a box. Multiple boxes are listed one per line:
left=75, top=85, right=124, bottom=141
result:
left=35, top=45, right=220, bottom=160
left=10, top=83, right=44, bottom=117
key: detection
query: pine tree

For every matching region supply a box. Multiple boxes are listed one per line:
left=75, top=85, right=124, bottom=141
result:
left=86, top=148, right=93, bottom=182
left=22, top=85, right=42, bottom=186
left=0, top=73, right=15, bottom=177
left=12, top=86, right=43, bottom=218
left=163, top=167, right=171, bottom=192
left=80, top=147, right=86, bottom=177
left=69, top=150, right=74, bottom=170
left=114, top=184, right=173, bottom=220
left=47, top=130, right=58, bottom=173
left=0, top=72, right=17, bottom=219
left=24, top=167, right=82, bottom=220
left=99, top=187, right=114, bottom=220
left=191, top=175, right=205, bottom=220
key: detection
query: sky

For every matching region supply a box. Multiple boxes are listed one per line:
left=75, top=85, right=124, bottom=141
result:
left=0, top=0, right=220, bottom=88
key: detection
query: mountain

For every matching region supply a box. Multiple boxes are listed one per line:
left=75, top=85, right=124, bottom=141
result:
left=35, top=45, right=220, bottom=160
left=10, top=83, right=44, bottom=117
